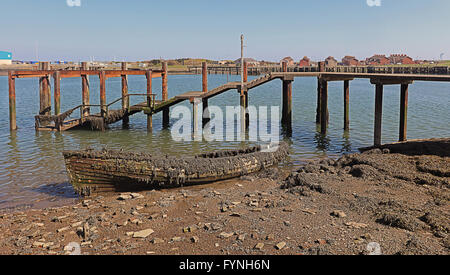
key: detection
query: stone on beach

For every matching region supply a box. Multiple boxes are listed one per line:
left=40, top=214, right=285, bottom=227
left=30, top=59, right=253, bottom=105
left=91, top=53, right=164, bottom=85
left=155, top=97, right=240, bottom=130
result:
left=132, top=229, right=154, bottom=238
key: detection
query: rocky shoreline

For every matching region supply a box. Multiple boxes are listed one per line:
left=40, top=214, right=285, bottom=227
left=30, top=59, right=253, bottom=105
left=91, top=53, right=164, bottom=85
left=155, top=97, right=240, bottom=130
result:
left=0, top=139, right=448, bottom=255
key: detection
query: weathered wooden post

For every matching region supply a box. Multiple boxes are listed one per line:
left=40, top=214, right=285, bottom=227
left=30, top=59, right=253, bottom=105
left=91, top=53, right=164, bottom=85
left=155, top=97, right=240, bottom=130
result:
left=53, top=71, right=61, bottom=116
left=192, top=98, right=200, bottom=137
left=399, top=84, right=408, bottom=142
left=320, top=79, right=328, bottom=135
left=316, top=61, right=325, bottom=124
left=202, top=61, right=210, bottom=127
left=146, top=70, right=153, bottom=131
left=243, top=62, right=249, bottom=129
left=81, top=62, right=90, bottom=117
left=344, top=80, right=350, bottom=131
left=239, top=88, right=247, bottom=135
left=121, top=62, right=129, bottom=127
left=162, top=61, right=169, bottom=128
left=99, top=71, right=106, bottom=119
left=8, top=71, right=17, bottom=131
left=281, top=62, right=293, bottom=131
left=374, top=84, right=384, bottom=146
left=39, top=62, right=51, bottom=116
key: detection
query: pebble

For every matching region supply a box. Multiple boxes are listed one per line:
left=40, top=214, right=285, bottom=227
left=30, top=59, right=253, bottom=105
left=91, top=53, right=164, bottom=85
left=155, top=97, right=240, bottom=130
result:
left=132, top=228, right=154, bottom=238
left=331, top=210, right=347, bottom=218
left=345, top=222, right=368, bottom=229
left=151, top=238, right=165, bottom=244
left=219, top=232, right=234, bottom=239
left=254, top=243, right=264, bottom=250
left=275, top=242, right=286, bottom=250
left=117, top=194, right=132, bottom=200
left=191, top=236, right=199, bottom=243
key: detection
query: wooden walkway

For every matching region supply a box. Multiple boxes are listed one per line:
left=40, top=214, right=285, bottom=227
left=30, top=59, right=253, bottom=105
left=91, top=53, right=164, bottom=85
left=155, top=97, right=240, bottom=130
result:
left=7, top=61, right=450, bottom=146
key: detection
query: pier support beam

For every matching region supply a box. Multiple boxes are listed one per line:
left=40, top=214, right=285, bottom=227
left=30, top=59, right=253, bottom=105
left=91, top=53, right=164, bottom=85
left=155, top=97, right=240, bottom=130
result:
left=244, top=62, right=249, bottom=129
left=281, top=78, right=293, bottom=132
left=316, top=62, right=328, bottom=125
left=399, top=84, right=409, bottom=142
left=374, top=84, right=384, bottom=146
left=39, top=62, right=51, bottom=116
left=344, top=80, right=350, bottom=131
left=8, top=71, right=16, bottom=131
left=81, top=62, right=90, bottom=117
left=162, top=62, right=169, bottom=128
left=53, top=71, right=61, bottom=116
left=121, top=62, right=129, bottom=127
left=239, top=90, right=247, bottom=136
left=192, top=98, right=200, bottom=138
left=320, top=79, right=328, bottom=135
left=99, top=71, right=106, bottom=119
left=202, top=62, right=210, bottom=127
left=146, top=70, right=153, bottom=131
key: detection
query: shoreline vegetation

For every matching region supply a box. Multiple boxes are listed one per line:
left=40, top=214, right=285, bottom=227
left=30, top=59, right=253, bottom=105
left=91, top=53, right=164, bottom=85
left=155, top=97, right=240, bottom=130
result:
left=0, top=138, right=448, bottom=255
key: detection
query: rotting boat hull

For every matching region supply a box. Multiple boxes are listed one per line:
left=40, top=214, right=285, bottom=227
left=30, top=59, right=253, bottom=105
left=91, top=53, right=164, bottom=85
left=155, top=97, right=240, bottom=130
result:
left=63, top=143, right=289, bottom=196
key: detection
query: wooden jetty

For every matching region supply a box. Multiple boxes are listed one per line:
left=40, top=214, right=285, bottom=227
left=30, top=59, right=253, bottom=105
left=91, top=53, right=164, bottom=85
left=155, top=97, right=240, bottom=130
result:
left=7, top=61, right=450, bottom=146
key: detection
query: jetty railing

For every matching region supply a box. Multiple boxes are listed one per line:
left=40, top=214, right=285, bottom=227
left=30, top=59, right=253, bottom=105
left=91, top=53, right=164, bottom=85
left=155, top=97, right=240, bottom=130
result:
left=8, top=61, right=450, bottom=147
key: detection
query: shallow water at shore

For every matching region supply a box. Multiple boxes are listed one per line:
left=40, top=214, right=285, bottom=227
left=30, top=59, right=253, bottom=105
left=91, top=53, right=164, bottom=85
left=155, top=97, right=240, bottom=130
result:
left=0, top=74, right=449, bottom=210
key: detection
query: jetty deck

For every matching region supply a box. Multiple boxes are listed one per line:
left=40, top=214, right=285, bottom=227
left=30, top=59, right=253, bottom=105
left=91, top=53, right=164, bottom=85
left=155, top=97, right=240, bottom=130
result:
left=7, top=61, right=450, bottom=146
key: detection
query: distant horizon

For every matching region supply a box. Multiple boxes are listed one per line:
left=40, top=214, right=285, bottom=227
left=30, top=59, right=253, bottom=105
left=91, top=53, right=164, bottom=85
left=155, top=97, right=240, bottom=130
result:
left=1, top=0, right=449, bottom=62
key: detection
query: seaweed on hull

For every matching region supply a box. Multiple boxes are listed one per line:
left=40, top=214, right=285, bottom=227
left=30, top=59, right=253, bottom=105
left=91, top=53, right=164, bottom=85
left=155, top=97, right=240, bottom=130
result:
left=63, top=142, right=290, bottom=196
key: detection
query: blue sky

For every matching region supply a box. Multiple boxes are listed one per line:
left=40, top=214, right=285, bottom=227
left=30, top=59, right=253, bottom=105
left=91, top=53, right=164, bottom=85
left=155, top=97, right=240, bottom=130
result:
left=1, top=0, right=449, bottom=62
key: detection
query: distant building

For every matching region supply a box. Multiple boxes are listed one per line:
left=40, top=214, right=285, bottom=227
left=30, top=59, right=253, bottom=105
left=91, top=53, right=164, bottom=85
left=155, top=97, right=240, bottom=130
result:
left=280, top=56, right=294, bottom=66
left=299, top=56, right=311, bottom=67
left=366, top=54, right=390, bottom=65
left=0, top=51, right=12, bottom=65
left=218, top=60, right=233, bottom=65
left=325, top=56, right=338, bottom=68
left=342, top=56, right=359, bottom=66
left=234, top=58, right=260, bottom=66
left=389, top=54, right=414, bottom=65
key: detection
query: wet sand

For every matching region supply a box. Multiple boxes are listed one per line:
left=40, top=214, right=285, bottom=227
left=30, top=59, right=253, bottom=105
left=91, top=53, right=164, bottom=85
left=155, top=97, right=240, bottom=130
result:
left=0, top=139, right=448, bottom=255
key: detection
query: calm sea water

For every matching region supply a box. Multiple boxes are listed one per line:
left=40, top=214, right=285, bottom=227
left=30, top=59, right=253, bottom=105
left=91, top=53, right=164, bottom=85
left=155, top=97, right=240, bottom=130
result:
left=0, top=74, right=449, bottom=209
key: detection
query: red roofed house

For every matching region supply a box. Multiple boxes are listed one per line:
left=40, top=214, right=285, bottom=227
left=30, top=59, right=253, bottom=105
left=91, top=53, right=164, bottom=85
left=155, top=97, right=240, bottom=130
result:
left=389, top=54, right=415, bottom=65
left=280, top=56, right=295, bottom=66
left=299, top=56, right=311, bottom=67
left=342, top=56, right=359, bottom=66
left=366, top=55, right=390, bottom=65
left=325, top=56, right=338, bottom=68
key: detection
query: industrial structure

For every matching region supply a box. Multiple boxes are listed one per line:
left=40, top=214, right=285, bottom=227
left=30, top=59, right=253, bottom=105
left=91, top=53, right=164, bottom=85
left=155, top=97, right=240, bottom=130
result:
left=0, top=51, right=12, bottom=65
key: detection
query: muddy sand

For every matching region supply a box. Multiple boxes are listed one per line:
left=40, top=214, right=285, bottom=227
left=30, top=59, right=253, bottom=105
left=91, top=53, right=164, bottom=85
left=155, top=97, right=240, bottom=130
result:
left=0, top=138, right=448, bottom=255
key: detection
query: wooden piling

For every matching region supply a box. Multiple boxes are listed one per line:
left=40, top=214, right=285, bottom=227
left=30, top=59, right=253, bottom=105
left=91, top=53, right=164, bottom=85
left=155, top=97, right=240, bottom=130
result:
left=399, top=84, right=408, bottom=142
left=243, top=62, right=248, bottom=82
left=39, top=62, right=51, bottom=115
left=81, top=62, right=90, bottom=117
left=99, top=71, right=106, bottom=119
left=344, top=80, right=350, bottom=131
left=53, top=71, right=61, bottom=116
left=202, top=62, right=210, bottom=127
left=320, top=79, right=328, bottom=135
left=240, top=91, right=246, bottom=135
left=146, top=70, right=153, bottom=130
left=282, top=79, right=293, bottom=127
left=244, top=62, right=249, bottom=128
left=202, top=62, right=208, bottom=93
left=121, top=62, right=129, bottom=127
left=316, top=61, right=325, bottom=124
left=8, top=71, right=17, bottom=131
left=374, top=84, right=384, bottom=146
left=192, top=99, right=199, bottom=137
left=162, top=62, right=169, bottom=127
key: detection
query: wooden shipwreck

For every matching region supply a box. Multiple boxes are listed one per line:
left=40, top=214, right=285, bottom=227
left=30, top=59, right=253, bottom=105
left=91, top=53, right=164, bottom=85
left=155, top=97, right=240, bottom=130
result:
left=63, top=143, right=289, bottom=196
